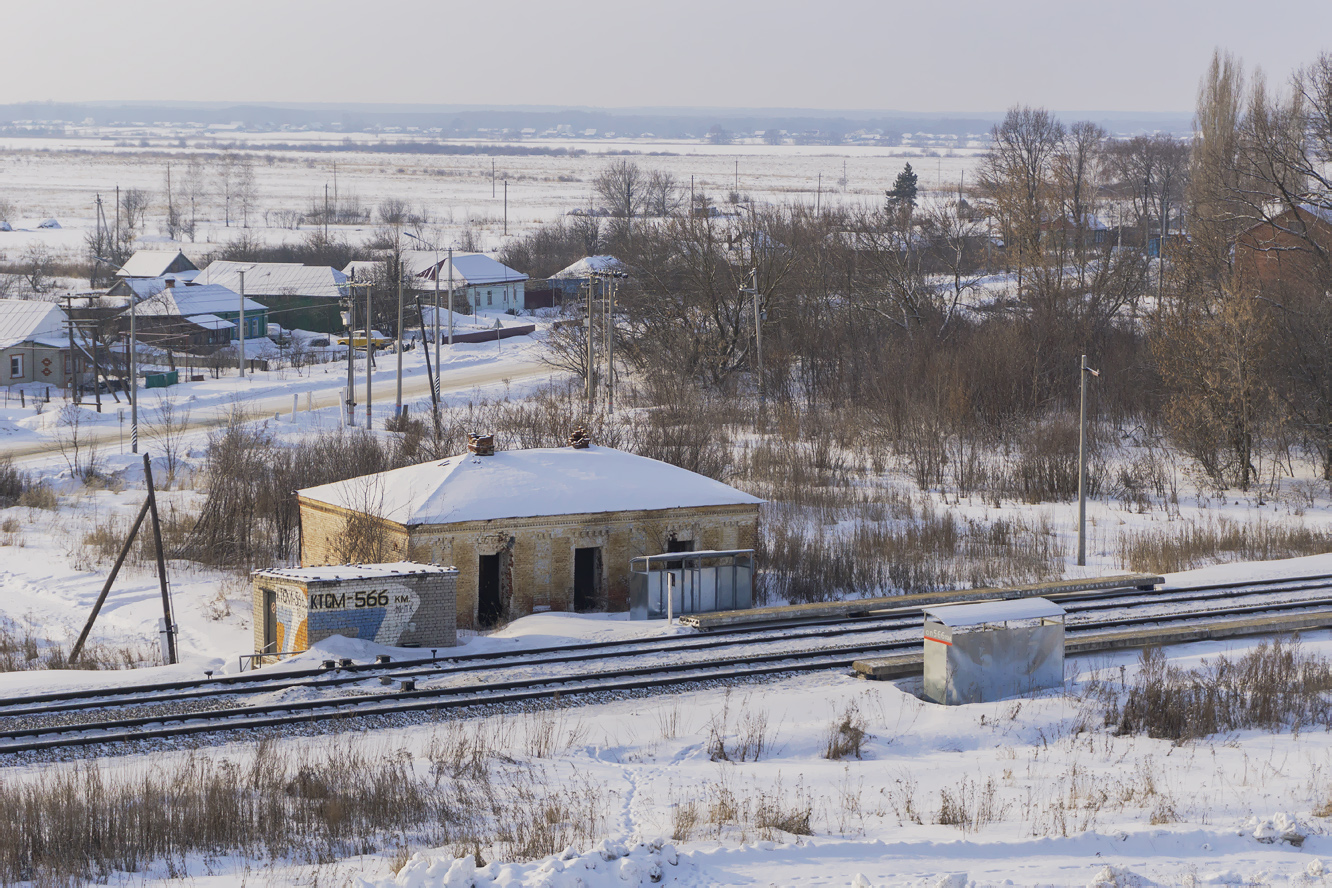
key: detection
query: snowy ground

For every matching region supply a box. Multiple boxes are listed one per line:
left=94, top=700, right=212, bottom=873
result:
left=0, top=310, right=555, bottom=460
left=0, top=136, right=980, bottom=269
left=4, top=610, right=1332, bottom=887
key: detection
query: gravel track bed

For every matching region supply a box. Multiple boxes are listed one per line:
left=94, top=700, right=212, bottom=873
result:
left=0, top=670, right=807, bottom=768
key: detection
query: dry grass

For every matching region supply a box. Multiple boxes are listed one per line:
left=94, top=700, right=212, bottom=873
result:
left=1117, top=516, right=1332, bottom=574
left=823, top=702, right=869, bottom=761
left=0, top=616, right=156, bottom=672
left=1107, top=641, right=1332, bottom=741
left=0, top=725, right=607, bottom=885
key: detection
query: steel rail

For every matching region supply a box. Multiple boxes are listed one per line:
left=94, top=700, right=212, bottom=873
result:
left=4, top=574, right=1332, bottom=721
left=6, top=576, right=1332, bottom=722
left=4, top=593, right=1332, bottom=754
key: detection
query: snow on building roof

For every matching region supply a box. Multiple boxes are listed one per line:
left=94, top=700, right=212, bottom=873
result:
left=194, top=261, right=348, bottom=299
left=383, top=252, right=528, bottom=287
left=551, top=255, right=624, bottom=278
left=135, top=284, right=265, bottom=318
left=923, top=597, right=1066, bottom=628
left=0, top=298, right=65, bottom=349
left=254, top=561, right=457, bottom=583
left=185, top=314, right=235, bottom=330
left=298, top=445, right=763, bottom=526
left=116, top=249, right=199, bottom=278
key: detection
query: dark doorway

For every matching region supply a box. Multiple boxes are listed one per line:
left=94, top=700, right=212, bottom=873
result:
left=665, top=536, right=694, bottom=569
left=478, top=554, right=502, bottom=628
left=573, top=546, right=602, bottom=612
left=263, top=589, right=277, bottom=653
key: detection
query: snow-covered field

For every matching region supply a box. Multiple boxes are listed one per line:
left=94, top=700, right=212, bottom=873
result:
left=0, top=135, right=981, bottom=267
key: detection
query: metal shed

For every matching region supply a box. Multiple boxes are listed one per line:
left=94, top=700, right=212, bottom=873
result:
left=629, top=549, right=754, bottom=620
left=922, top=597, right=1066, bottom=705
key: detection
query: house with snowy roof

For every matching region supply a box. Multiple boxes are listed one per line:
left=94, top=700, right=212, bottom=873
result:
left=297, top=441, right=762, bottom=628
left=128, top=283, right=267, bottom=352
left=547, top=255, right=624, bottom=298
left=344, top=252, right=529, bottom=313
left=0, top=299, right=93, bottom=389
left=115, top=248, right=199, bottom=280
left=192, top=261, right=347, bottom=333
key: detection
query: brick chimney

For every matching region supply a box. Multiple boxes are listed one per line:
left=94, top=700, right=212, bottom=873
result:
left=467, top=432, right=495, bottom=456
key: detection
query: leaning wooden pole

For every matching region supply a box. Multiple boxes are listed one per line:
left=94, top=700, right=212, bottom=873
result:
left=144, top=454, right=178, bottom=665
left=68, top=495, right=152, bottom=664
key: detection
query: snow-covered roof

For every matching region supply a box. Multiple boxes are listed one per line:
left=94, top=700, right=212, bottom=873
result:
left=551, top=255, right=624, bottom=279
left=387, top=252, right=528, bottom=287
left=135, top=284, right=265, bottom=318
left=254, top=561, right=457, bottom=583
left=0, top=298, right=65, bottom=349
left=194, top=261, right=348, bottom=299
left=923, top=597, right=1066, bottom=628
left=185, top=314, right=235, bottom=330
left=298, top=445, right=763, bottom=526
left=116, top=249, right=199, bottom=278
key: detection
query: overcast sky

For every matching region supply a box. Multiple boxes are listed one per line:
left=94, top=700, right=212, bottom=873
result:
left=5, top=0, right=1329, bottom=114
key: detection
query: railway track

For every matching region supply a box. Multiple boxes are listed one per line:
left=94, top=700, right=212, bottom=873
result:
left=2, top=574, right=1331, bottom=755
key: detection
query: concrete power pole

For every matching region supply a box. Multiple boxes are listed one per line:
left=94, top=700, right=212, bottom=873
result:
left=238, top=269, right=246, bottom=377
left=1077, top=354, right=1100, bottom=567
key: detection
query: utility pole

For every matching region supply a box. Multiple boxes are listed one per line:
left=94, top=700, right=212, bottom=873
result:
left=1077, top=355, right=1100, bottom=567
left=816, top=173, right=821, bottom=215
left=395, top=271, right=404, bottom=416
left=238, top=269, right=246, bottom=377
left=492, top=159, right=496, bottom=197
left=129, top=280, right=137, bottom=452
left=504, top=180, right=508, bottom=236
left=606, top=275, right=617, bottom=414
left=324, top=183, right=330, bottom=240
left=343, top=296, right=356, bottom=426
left=366, top=280, right=373, bottom=427
left=65, top=295, right=80, bottom=405
left=585, top=279, right=595, bottom=410
left=434, top=247, right=441, bottom=395
left=751, top=267, right=763, bottom=404
left=144, top=454, right=178, bottom=666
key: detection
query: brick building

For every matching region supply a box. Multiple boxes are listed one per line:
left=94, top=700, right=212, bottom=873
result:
left=296, top=444, right=762, bottom=628
left=251, top=562, right=458, bottom=658
left=1234, top=203, right=1332, bottom=294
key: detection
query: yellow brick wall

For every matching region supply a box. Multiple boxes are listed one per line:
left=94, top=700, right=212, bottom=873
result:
left=298, top=499, right=760, bottom=628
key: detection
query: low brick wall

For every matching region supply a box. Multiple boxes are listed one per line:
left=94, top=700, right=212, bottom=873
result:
left=252, top=566, right=458, bottom=655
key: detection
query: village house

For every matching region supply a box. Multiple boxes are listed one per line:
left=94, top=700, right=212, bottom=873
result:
left=127, top=282, right=267, bottom=352
left=0, top=298, right=94, bottom=390
left=115, top=248, right=200, bottom=281
left=1234, top=203, right=1332, bottom=294
left=192, top=261, right=347, bottom=332
left=296, top=440, right=762, bottom=628
left=345, top=253, right=529, bottom=313
left=547, top=255, right=624, bottom=301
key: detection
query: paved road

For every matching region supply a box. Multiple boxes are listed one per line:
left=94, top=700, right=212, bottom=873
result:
left=1, top=357, right=554, bottom=460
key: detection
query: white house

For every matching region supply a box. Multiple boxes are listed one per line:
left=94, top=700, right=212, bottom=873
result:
left=346, top=253, right=529, bottom=312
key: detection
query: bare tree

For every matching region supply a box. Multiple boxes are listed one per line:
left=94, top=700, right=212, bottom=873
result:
left=643, top=170, right=684, bottom=217
left=22, top=243, right=54, bottom=294
left=977, top=106, right=1065, bottom=289
left=235, top=155, right=258, bottom=228
left=180, top=155, right=207, bottom=241
left=216, top=152, right=238, bottom=227
left=594, top=160, right=645, bottom=219
left=120, top=188, right=151, bottom=233
left=145, top=392, right=193, bottom=487
left=53, top=405, right=100, bottom=482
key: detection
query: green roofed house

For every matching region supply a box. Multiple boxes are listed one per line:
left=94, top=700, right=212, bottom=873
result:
left=192, top=261, right=348, bottom=333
